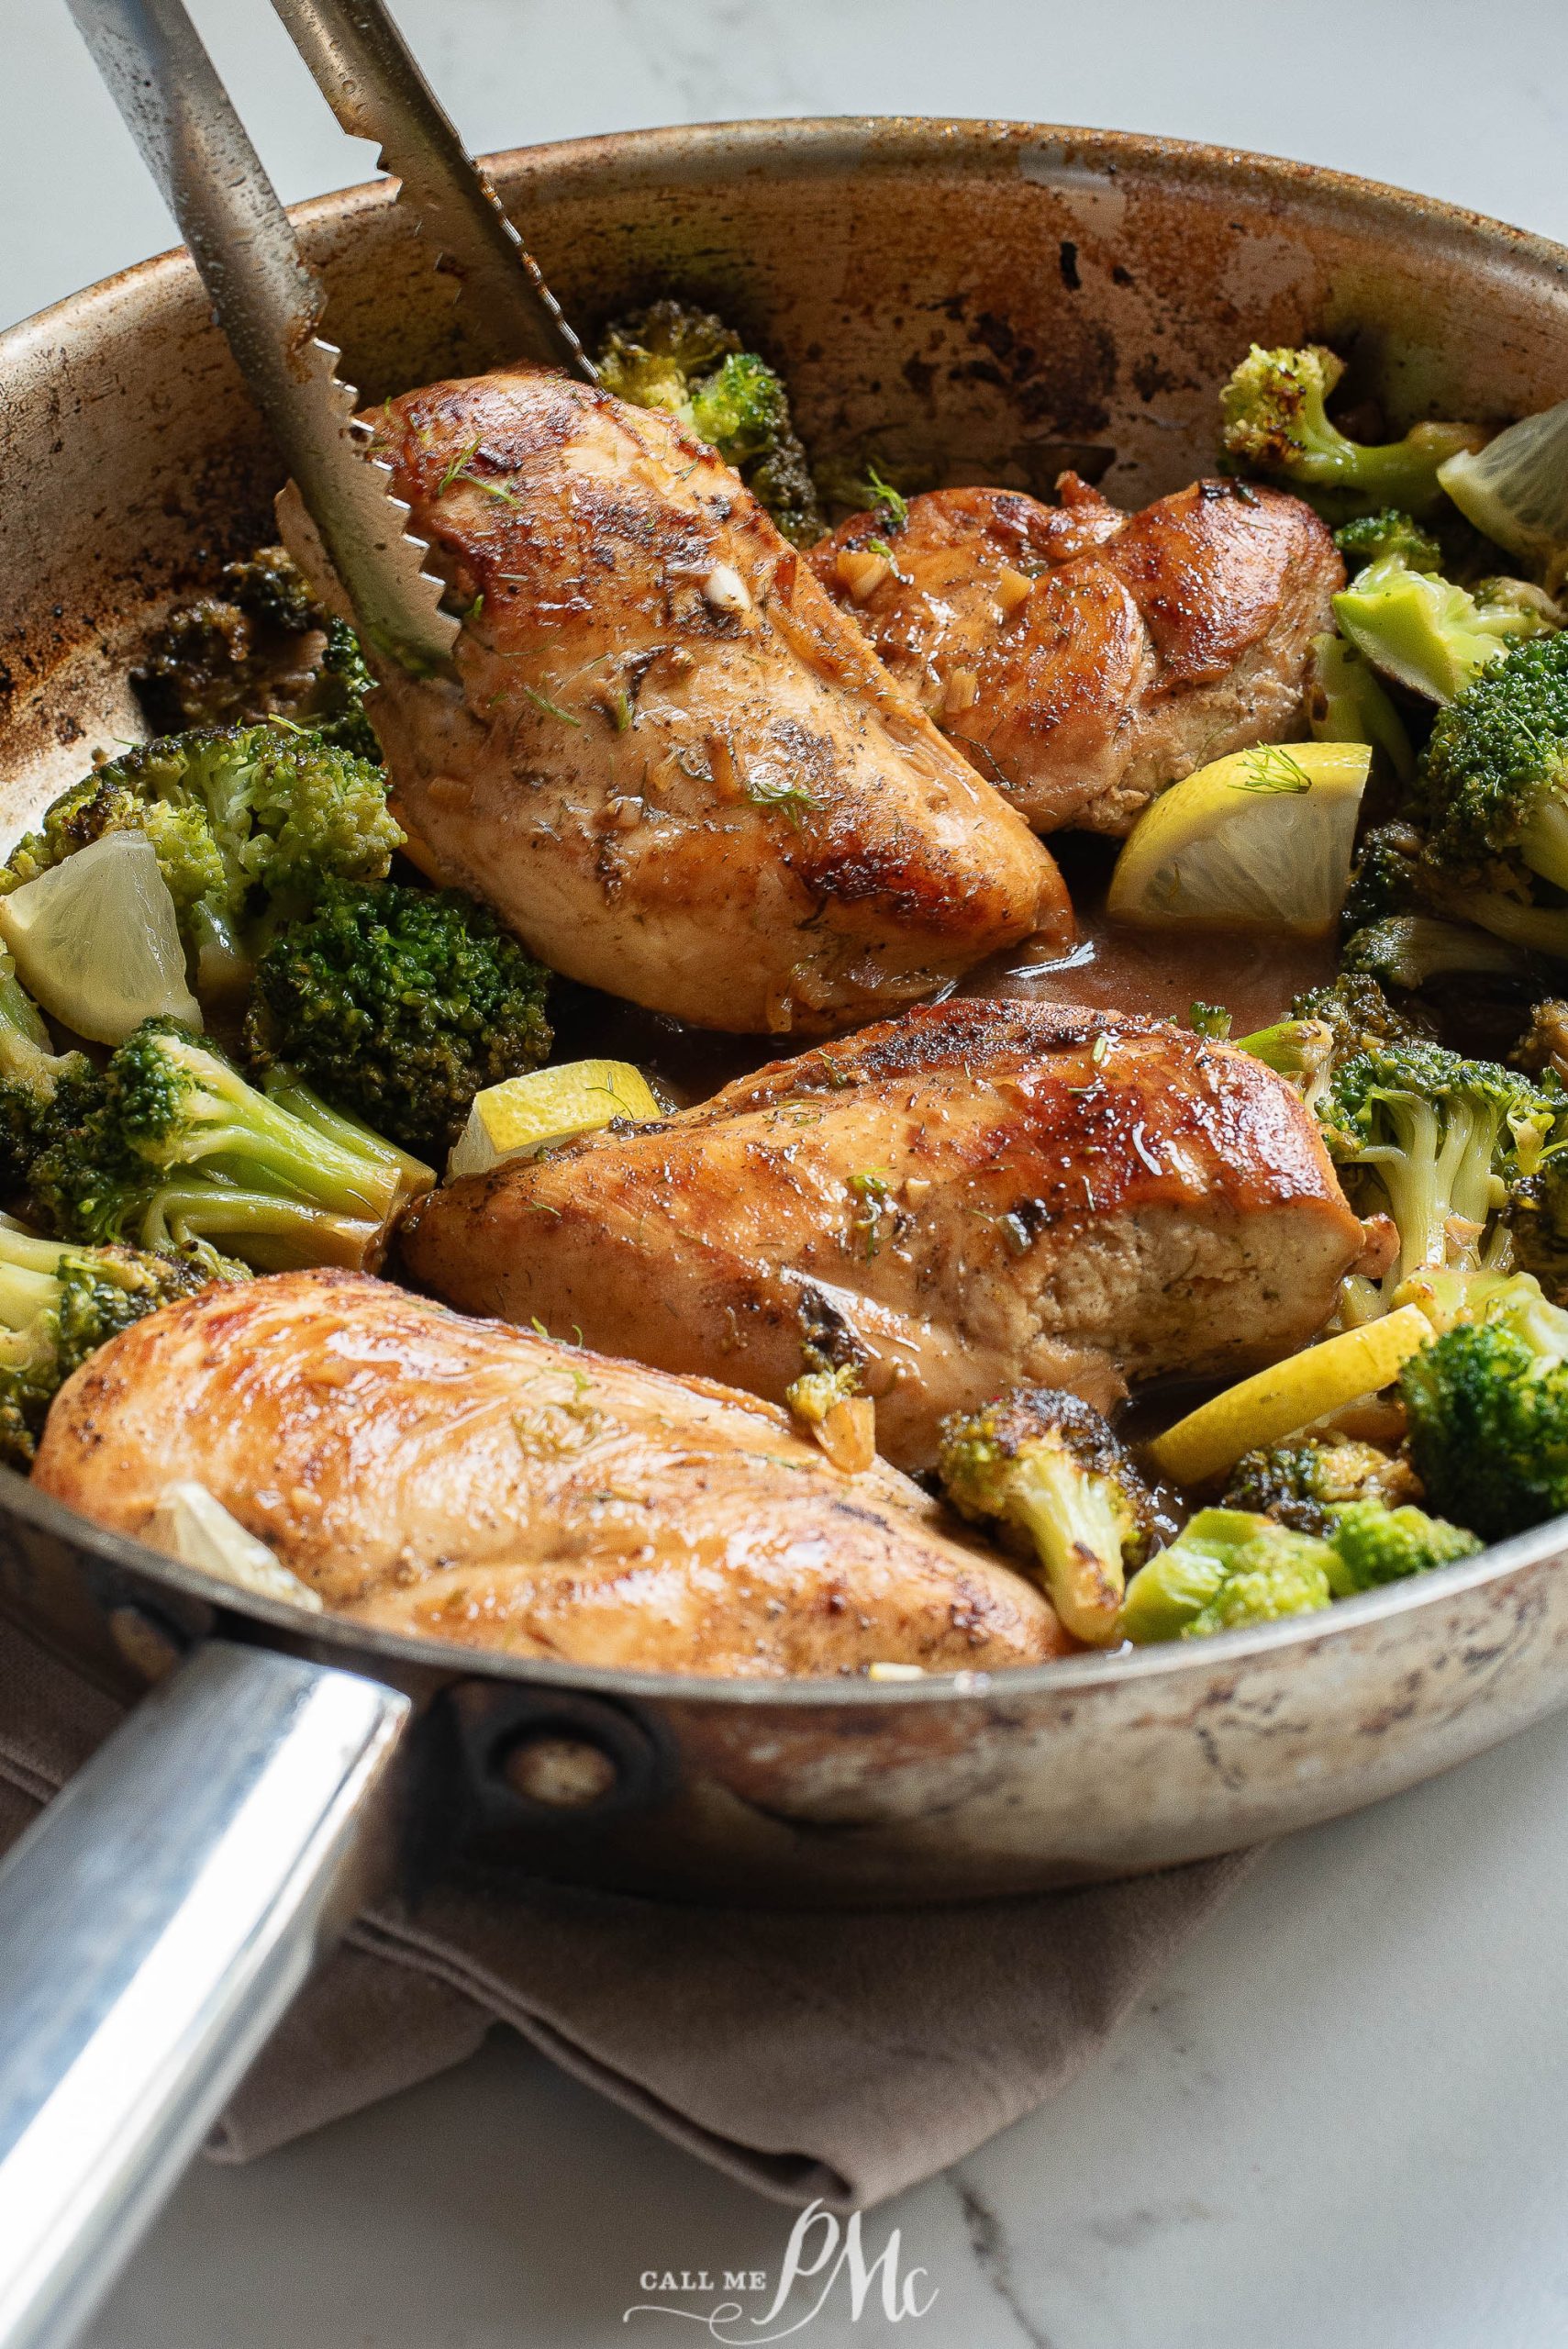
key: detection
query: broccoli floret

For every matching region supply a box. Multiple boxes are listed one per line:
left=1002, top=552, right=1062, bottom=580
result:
left=1218, top=345, right=1485, bottom=518
left=1118, top=1508, right=1332, bottom=1642
left=595, top=301, right=822, bottom=544
left=1412, top=633, right=1568, bottom=917
left=1323, top=1497, right=1482, bottom=1588
left=1223, top=1436, right=1419, bottom=1536
left=1231, top=1015, right=1337, bottom=1108
left=131, top=546, right=360, bottom=735
left=0, top=950, right=96, bottom=1197
left=1, top=722, right=405, bottom=1004
left=1307, top=632, right=1415, bottom=783
left=1333, top=510, right=1443, bottom=572
left=1514, top=999, right=1568, bottom=1086
left=244, top=881, right=551, bottom=1157
left=1290, top=971, right=1429, bottom=1058
left=936, top=1387, right=1156, bottom=1644
left=1186, top=1001, right=1233, bottom=1041
left=1505, top=1156, right=1568, bottom=1306
left=1401, top=1312, right=1568, bottom=1541
left=0, top=1219, right=223, bottom=1470
left=1332, top=552, right=1555, bottom=705
left=1319, top=1040, right=1559, bottom=1291
left=298, top=619, right=382, bottom=763
left=30, top=1019, right=433, bottom=1274
left=1341, top=914, right=1529, bottom=992
left=220, top=545, right=321, bottom=635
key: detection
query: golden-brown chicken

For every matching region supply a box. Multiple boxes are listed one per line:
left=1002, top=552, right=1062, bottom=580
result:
left=33, top=1269, right=1066, bottom=1675
left=400, top=999, right=1368, bottom=1472
left=282, top=368, right=1071, bottom=1037
left=809, top=474, right=1342, bottom=835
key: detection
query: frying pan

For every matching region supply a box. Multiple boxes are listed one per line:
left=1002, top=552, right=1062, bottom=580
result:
left=0, top=116, right=1565, bottom=2349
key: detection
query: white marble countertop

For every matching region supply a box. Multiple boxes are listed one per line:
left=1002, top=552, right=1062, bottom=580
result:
left=5, top=2, right=1568, bottom=2343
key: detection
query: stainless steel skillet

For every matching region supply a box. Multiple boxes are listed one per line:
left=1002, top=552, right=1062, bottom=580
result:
left=0, top=110, right=1565, bottom=2349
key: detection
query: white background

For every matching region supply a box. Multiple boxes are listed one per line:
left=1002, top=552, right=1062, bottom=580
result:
left=4, top=3, right=1568, bottom=2344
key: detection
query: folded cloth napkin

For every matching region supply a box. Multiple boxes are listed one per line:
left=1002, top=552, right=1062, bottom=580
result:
left=0, top=1613, right=1254, bottom=2210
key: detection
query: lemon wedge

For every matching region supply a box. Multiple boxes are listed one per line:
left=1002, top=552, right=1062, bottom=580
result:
left=1106, top=740, right=1371, bottom=934
left=0, top=831, right=200, bottom=1043
left=1147, top=1306, right=1432, bottom=1488
left=1439, top=399, right=1568, bottom=577
left=447, top=1059, right=662, bottom=1179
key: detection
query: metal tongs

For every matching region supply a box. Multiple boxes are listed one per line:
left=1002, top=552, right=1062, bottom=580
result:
left=67, top=0, right=596, bottom=678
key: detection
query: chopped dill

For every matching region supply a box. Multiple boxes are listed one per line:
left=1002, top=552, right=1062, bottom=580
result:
left=1232, top=744, right=1311, bottom=796
left=522, top=685, right=584, bottom=728
left=865, top=465, right=909, bottom=532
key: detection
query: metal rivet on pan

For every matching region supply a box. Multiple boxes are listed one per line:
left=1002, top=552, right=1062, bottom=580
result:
left=106, top=1604, right=185, bottom=1684
left=497, top=1731, right=619, bottom=1809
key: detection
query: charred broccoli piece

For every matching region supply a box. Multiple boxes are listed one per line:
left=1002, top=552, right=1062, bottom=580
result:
left=0, top=1220, right=222, bottom=1470
left=244, top=881, right=551, bottom=1157
left=1118, top=1509, right=1333, bottom=1642
left=1409, top=634, right=1568, bottom=957
left=0, top=951, right=96, bottom=1197
left=1505, top=1155, right=1568, bottom=1306
left=1218, top=345, right=1485, bottom=519
left=0, top=722, right=405, bottom=1003
left=29, top=1019, right=432, bottom=1274
left=298, top=618, right=381, bottom=763
left=1318, top=1040, right=1559, bottom=1292
left=936, top=1387, right=1156, bottom=1644
left=1289, top=971, right=1429, bottom=1058
left=595, top=300, right=821, bottom=543
left=1222, top=1437, right=1420, bottom=1536
left=132, top=545, right=351, bottom=735
left=1514, top=999, right=1568, bottom=1086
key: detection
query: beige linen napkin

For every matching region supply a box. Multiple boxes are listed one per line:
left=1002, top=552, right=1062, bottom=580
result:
left=0, top=1613, right=1253, bottom=2210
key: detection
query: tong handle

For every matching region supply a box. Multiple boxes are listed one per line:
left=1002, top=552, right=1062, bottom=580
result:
left=67, top=0, right=458, bottom=676
left=270, top=0, right=595, bottom=379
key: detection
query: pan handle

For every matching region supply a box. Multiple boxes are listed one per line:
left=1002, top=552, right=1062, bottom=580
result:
left=0, top=1639, right=411, bottom=2349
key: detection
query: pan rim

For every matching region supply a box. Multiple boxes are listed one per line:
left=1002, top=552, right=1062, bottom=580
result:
left=5, top=113, right=1567, bottom=1708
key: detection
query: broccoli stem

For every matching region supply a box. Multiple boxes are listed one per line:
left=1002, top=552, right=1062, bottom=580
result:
left=137, top=1182, right=384, bottom=1272
left=1518, top=795, right=1568, bottom=894
left=148, top=1036, right=413, bottom=1223
left=1463, top=890, right=1568, bottom=960
left=1009, top=1451, right=1129, bottom=1642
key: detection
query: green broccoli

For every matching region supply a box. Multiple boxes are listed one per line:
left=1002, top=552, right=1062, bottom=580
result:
left=299, top=618, right=382, bottom=763
left=1185, top=1001, right=1233, bottom=1041
left=1118, top=1509, right=1332, bottom=1642
left=0, top=951, right=96, bottom=1197
left=1322, top=1497, right=1482, bottom=1588
left=1340, top=915, right=1529, bottom=993
left=936, top=1387, right=1157, bottom=1644
left=244, top=881, right=551, bottom=1157
left=1231, top=1015, right=1338, bottom=1108
left=1307, top=632, right=1415, bottom=782
left=1504, top=1155, right=1568, bottom=1306
left=595, top=300, right=821, bottom=543
left=1333, top=510, right=1444, bottom=572
left=1410, top=634, right=1568, bottom=953
left=1332, top=551, right=1555, bottom=705
left=1119, top=1495, right=1481, bottom=1642
left=1222, top=1435, right=1419, bottom=1536
left=29, top=1019, right=433, bottom=1275
left=1318, top=1040, right=1559, bottom=1291
left=0, top=722, right=405, bottom=1004
left=1218, top=344, right=1485, bottom=518
left=0, top=1219, right=222, bottom=1470
left=1400, top=1307, right=1568, bottom=1541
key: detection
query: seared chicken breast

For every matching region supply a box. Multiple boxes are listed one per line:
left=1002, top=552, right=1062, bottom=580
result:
left=34, top=1270, right=1065, bottom=1675
left=283, top=368, right=1070, bottom=1037
left=809, top=474, right=1342, bottom=834
left=401, top=999, right=1367, bottom=1472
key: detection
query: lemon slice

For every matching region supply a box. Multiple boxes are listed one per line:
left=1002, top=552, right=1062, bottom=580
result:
left=1439, top=400, right=1568, bottom=575
left=1106, top=740, right=1371, bottom=935
left=447, top=1059, right=662, bottom=1179
left=0, top=831, right=201, bottom=1043
left=1146, top=1305, right=1431, bottom=1488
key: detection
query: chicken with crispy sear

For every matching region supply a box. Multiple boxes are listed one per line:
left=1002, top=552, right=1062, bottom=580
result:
left=280, top=368, right=1071, bottom=1039
left=809, top=474, right=1342, bottom=835
left=32, top=1268, right=1068, bottom=1675
left=400, top=998, right=1369, bottom=1473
